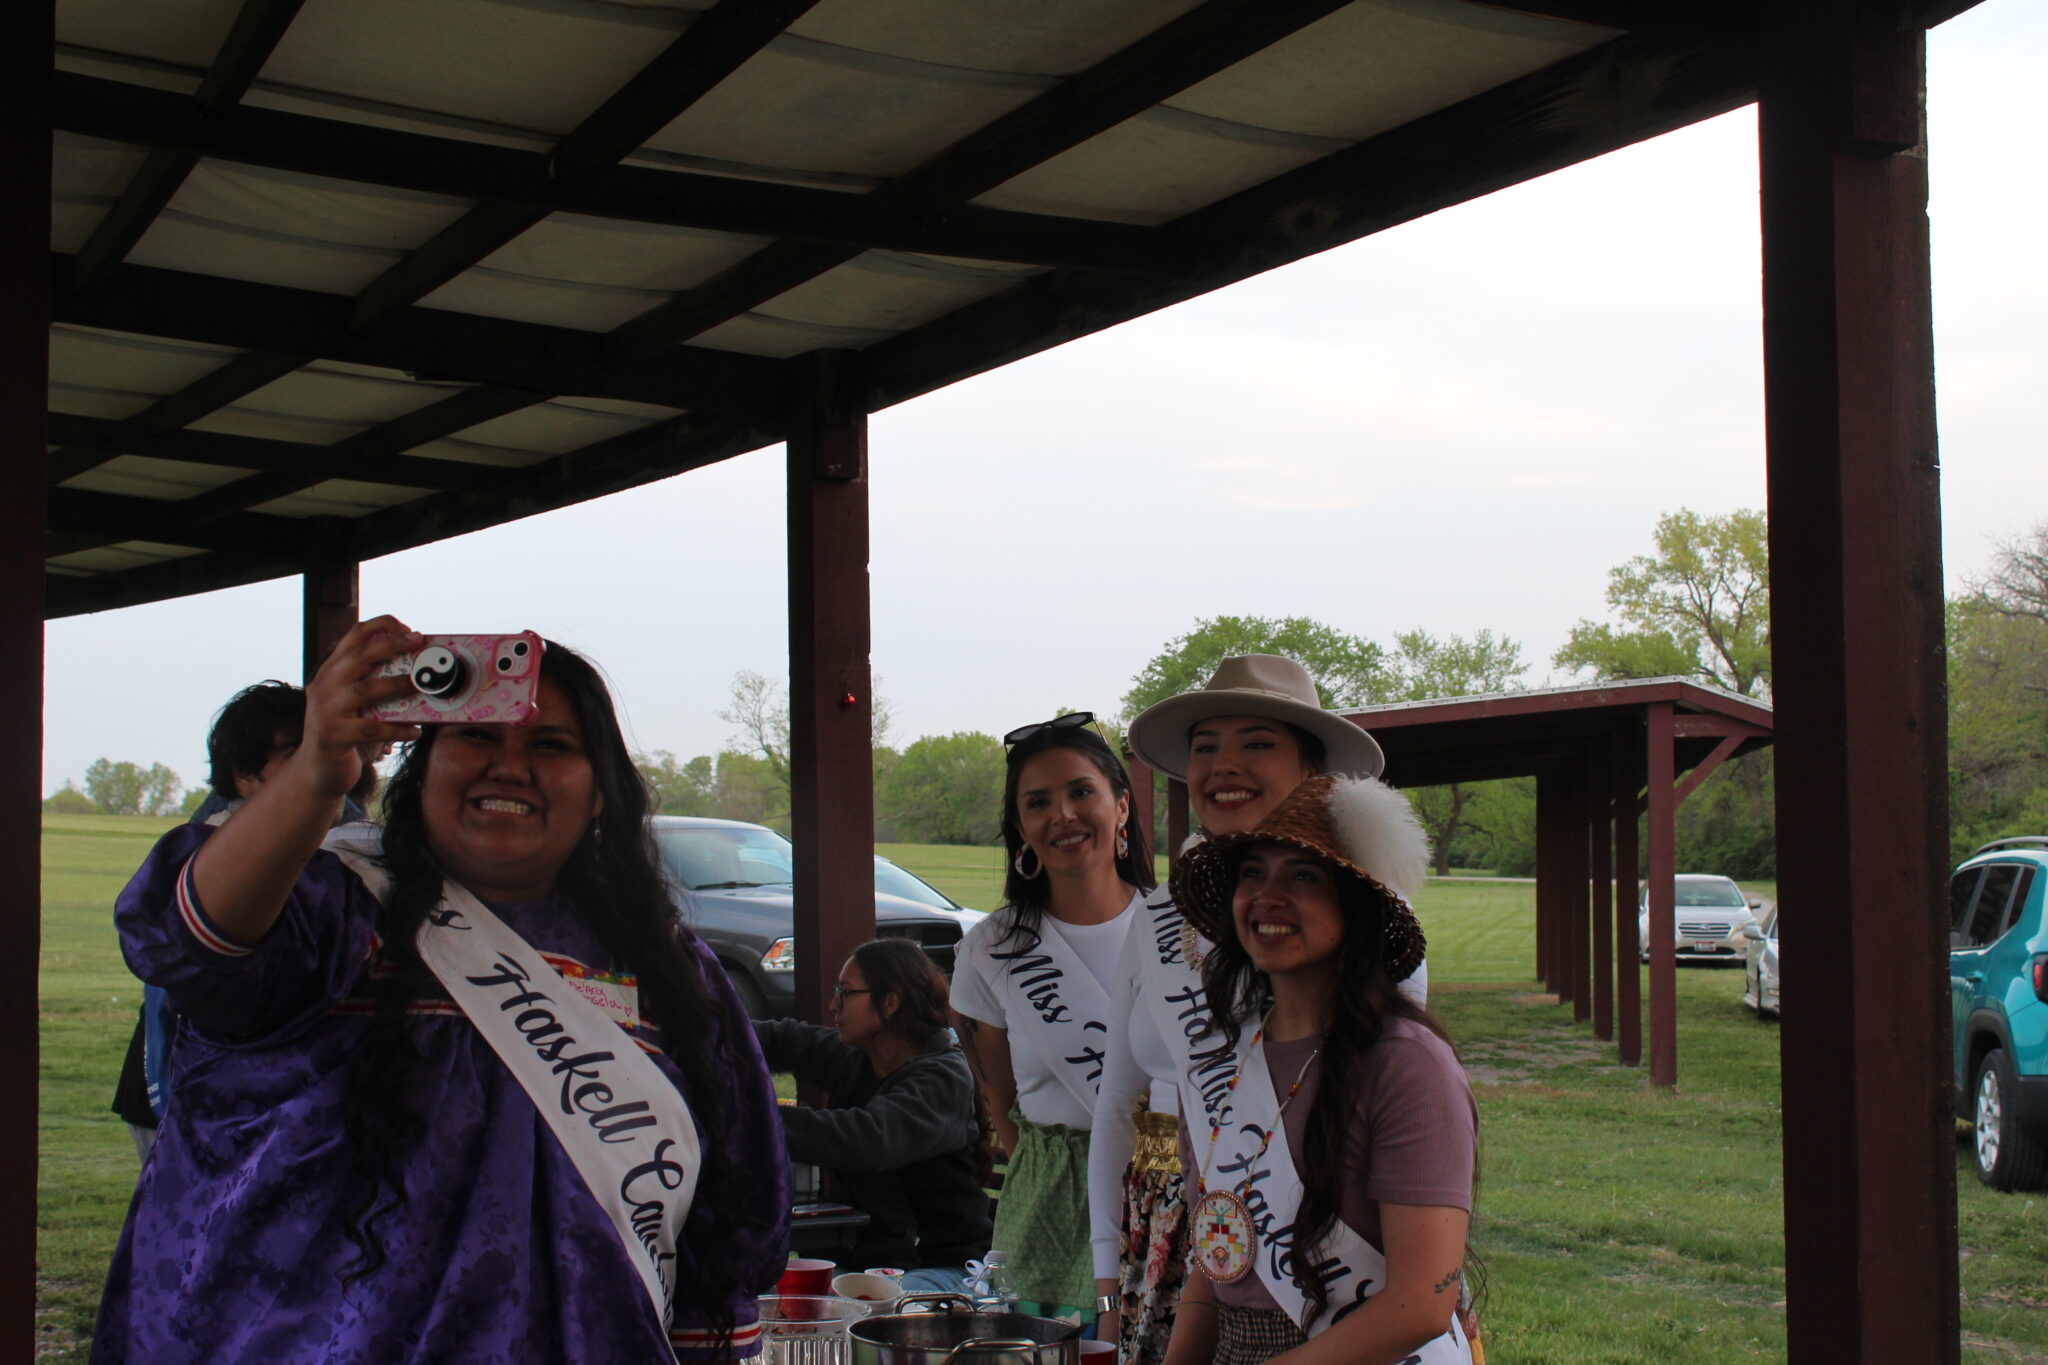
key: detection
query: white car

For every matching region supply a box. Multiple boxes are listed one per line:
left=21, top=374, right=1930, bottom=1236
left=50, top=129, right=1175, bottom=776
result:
left=1740, top=904, right=1780, bottom=1016
left=1638, top=874, right=1762, bottom=963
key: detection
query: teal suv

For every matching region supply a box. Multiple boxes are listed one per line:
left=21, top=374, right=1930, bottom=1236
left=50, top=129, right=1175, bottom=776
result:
left=1950, top=838, right=2048, bottom=1189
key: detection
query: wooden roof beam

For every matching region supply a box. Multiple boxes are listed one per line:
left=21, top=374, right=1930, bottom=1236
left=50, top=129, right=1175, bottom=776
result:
left=70, top=0, right=305, bottom=293
left=860, top=27, right=1756, bottom=413
left=1475, top=2, right=1759, bottom=38
left=348, top=0, right=825, bottom=328
left=604, top=0, right=1359, bottom=367
left=47, top=0, right=817, bottom=485
left=82, top=387, right=545, bottom=530
left=45, top=545, right=306, bottom=617
left=1494, top=0, right=1978, bottom=33
left=328, top=410, right=779, bottom=565
left=47, top=409, right=777, bottom=620
left=47, top=413, right=545, bottom=498
left=50, top=255, right=783, bottom=417
left=51, top=73, right=1182, bottom=275
left=47, top=487, right=306, bottom=555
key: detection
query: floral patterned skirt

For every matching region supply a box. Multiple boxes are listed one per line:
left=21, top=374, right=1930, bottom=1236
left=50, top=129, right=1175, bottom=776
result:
left=1113, top=1110, right=1187, bottom=1365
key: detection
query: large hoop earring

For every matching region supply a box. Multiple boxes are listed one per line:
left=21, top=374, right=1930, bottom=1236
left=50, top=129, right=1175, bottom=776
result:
left=1013, top=845, right=1044, bottom=880
left=1116, top=823, right=1129, bottom=860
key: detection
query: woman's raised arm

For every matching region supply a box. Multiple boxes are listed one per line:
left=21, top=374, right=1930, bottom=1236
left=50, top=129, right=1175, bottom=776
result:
left=191, top=617, right=422, bottom=943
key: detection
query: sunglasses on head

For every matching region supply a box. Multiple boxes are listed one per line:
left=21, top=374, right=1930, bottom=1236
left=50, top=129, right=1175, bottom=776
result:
left=1003, top=711, right=1097, bottom=748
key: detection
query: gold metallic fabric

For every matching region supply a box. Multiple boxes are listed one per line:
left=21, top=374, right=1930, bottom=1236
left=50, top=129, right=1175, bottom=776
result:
left=1130, top=1106, right=1182, bottom=1175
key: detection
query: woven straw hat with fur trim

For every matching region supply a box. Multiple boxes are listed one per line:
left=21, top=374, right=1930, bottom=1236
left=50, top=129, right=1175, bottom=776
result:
left=1171, top=773, right=1430, bottom=983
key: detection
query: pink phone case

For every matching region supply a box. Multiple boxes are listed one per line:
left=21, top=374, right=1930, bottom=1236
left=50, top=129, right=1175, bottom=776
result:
left=372, top=632, right=544, bottom=725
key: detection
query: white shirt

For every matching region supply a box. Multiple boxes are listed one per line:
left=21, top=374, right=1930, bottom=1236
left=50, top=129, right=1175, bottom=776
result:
left=1086, top=883, right=1185, bottom=1277
left=950, top=893, right=1142, bottom=1130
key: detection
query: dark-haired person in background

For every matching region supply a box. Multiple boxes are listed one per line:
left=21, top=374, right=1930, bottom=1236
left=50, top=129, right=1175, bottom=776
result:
left=754, top=938, right=993, bottom=1291
left=95, top=620, right=786, bottom=1364
left=114, top=683, right=392, bottom=1163
left=950, top=714, right=1156, bottom=1323
left=112, top=681, right=318, bottom=1161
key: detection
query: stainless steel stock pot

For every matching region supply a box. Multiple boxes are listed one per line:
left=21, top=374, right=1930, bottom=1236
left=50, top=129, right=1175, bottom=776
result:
left=847, top=1292, right=1081, bottom=1365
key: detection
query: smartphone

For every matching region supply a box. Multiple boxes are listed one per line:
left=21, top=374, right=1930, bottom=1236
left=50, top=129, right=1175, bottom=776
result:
left=372, top=632, right=544, bottom=725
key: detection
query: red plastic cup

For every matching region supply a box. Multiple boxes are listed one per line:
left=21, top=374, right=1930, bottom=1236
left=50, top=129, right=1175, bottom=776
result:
left=1078, top=1342, right=1117, bottom=1359
left=777, top=1258, right=836, bottom=1295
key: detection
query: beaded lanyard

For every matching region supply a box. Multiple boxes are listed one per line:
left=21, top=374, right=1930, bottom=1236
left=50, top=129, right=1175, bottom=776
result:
left=1191, top=1018, right=1325, bottom=1285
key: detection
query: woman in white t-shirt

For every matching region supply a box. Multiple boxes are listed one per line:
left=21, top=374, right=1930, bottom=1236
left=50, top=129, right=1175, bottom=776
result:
left=951, top=712, right=1156, bottom=1322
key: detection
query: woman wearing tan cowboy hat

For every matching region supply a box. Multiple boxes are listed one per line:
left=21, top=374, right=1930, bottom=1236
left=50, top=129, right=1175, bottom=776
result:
left=1162, top=774, right=1477, bottom=1365
left=1085, top=657, right=1425, bottom=1362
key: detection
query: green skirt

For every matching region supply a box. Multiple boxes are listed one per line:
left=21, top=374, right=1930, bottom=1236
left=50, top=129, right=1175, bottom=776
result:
left=992, top=1109, right=1094, bottom=1315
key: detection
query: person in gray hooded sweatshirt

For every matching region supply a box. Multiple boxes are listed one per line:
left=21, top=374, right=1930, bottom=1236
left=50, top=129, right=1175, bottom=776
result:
left=755, top=937, right=993, bottom=1290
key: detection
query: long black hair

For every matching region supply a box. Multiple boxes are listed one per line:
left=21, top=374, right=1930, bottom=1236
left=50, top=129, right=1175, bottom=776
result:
left=339, top=642, right=751, bottom=1347
left=995, top=725, right=1155, bottom=949
left=849, top=937, right=999, bottom=1186
left=1200, top=862, right=1474, bottom=1329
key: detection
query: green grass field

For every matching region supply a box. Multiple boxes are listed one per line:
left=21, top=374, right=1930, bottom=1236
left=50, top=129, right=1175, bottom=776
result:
left=40, top=819, right=2048, bottom=1362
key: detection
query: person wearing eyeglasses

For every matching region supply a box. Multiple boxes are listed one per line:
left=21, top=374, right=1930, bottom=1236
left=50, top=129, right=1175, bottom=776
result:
left=950, top=713, right=1158, bottom=1324
left=753, top=938, right=993, bottom=1293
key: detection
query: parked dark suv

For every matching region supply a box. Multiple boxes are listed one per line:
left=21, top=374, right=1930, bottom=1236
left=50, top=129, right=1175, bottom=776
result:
left=651, top=816, right=983, bottom=1019
left=1949, top=837, right=2048, bottom=1190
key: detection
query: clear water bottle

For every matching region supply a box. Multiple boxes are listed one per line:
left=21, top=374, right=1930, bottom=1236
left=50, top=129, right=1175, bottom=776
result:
left=979, top=1250, right=1018, bottom=1313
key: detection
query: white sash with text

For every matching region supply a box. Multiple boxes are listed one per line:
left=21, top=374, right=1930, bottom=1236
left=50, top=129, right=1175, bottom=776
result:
left=330, top=839, right=699, bottom=1353
left=1197, top=1027, right=1470, bottom=1360
left=1144, top=885, right=1243, bottom=1131
left=987, top=892, right=1142, bottom=1115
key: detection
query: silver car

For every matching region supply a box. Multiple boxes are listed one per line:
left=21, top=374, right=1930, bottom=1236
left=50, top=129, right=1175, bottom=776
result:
left=1741, top=903, right=1780, bottom=1016
left=1638, top=874, right=1762, bottom=963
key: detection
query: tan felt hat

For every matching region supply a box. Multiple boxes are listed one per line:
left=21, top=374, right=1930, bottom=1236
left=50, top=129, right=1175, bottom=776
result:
left=1125, top=654, right=1384, bottom=781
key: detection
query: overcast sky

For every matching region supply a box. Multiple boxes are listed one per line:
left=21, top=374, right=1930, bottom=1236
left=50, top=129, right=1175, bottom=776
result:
left=43, top=3, right=2046, bottom=797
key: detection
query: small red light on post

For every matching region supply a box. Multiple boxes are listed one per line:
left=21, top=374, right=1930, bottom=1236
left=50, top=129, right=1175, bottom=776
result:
left=842, top=692, right=858, bottom=707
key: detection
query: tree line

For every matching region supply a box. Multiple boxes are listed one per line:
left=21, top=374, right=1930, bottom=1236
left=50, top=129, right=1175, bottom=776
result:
left=49, top=512, right=2048, bottom=879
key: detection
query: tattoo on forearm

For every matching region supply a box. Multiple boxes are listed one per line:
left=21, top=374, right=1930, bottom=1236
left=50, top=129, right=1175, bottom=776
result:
left=1432, top=1269, right=1463, bottom=1295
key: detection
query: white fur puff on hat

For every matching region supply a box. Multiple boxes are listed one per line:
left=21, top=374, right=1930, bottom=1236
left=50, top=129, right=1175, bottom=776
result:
left=1169, top=774, right=1434, bottom=979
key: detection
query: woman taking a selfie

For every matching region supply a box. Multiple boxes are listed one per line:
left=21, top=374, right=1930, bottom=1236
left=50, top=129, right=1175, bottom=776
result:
left=754, top=937, right=993, bottom=1290
left=1161, top=774, right=1476, bottom=1365
left=95, top=618, right=788, bottom=1364
left=950, top=714, right=1155, bottom=1322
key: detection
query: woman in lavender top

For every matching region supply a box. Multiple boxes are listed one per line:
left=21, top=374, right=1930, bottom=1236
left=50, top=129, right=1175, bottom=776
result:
left=93, top=618, right=788, bottom=1364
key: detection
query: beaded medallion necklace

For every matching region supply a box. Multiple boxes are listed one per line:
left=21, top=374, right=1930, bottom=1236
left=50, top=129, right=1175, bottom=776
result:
left=1191, top=1017, right=1326, bottom=1285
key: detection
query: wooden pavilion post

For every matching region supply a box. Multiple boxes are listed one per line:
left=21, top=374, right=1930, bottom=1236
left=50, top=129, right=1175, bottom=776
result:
left=1125, top=749, right=1157, bottom=877
left=0, top=4, right=51, bottom=1353
left=1566, top=755, right=1591, bottom=1024
left=1166, top=778, right=1190, bottom=866
left=786, top=352, right=874, bottom=1027
left=1535, top=764, right=1567, bottom=1002
left=302, top=516, right=359, bottom=681
left=1645, top=702, right=1677, bottom=1087
left=1588, top=732, right=1615, bottom=1042
left=1615, top=729, right=1642, bottom=1066
left=1758, top=5, right=1956, bottom=1359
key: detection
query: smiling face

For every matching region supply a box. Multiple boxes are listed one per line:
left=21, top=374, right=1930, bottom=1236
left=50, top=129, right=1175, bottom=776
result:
left=1186, top=715, right=1319, bottom=836
left=1013, top=745, right=1130, bottom=878
left=1231, top=842, right=1347, bottom=985
left=419, top=675, right=602, bottom=903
